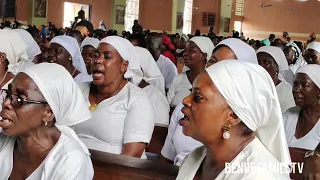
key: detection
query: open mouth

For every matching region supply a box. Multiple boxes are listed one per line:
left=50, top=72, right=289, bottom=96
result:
left=92, top=69, right=105, bottom=79
left=179, top=115, right=189, bottom=126
left=0, top=116, right=13, bottom=128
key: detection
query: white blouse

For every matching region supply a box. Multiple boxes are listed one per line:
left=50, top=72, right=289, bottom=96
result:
left=176, top=138, right=290, bottom=180
left=276, top=81, right=295, bottom=113
left=143, top=85, right=169, bottom=126
left=167, top=72, right=192, bottom=107
left=161, top=102, right=202, bottom=166
left=283, top=106, right=320, bottom=150
left=0, top=133, right=94, bottom=180
left=156, top=55, right=178, bottom=89
left=74, top=73, right=93, bottom=84
left=74, top=82, right=155, bottom=159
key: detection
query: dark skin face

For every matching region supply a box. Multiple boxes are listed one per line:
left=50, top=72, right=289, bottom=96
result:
left=91, top=43, right=128, bottom=89
left=304, top=49, right=320, bottom=65
left=206, top=46, right=236, bottom=68
left=81, top=45, right=98, bottom=75
left=183, top=41, right=206, bottom=68
left=257, top=52, right=280, bottom=85
left=283, top=46, right=295, bottom=65
left=48, top=43, right=78, bottom=76
left=293, top=73, right=319, bottom=108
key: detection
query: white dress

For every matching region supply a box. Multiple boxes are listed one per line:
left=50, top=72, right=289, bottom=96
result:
left=276, top=81, right=295, bottom=113
left=167, top=72, right=192, bottom=107
left=74, top=82, right=155, bottom=159
left=176, top=138, right=290, bottom=180
left=156, top=55, right=178, bottom=89
left=0, top=133, right=94, bottom=180
left=161, top=102, right=202, bottom=166
left=283, top=106, right=320, bottom=150
left=74, top=73, right=93, bottom=84
left=143, top=85, right=170, bottom=125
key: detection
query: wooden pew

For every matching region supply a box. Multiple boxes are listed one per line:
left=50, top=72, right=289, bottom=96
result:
left=90, top=149, right=179, bottom=180
left=146, top=123, right=169, bottom=156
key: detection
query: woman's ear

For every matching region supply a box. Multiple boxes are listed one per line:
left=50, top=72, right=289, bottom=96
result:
left=202, top=53, right=208, bottom=62
left=227, top=111, right=241, bottom=127
left=42, top=105, right=55, bottom=125
left=0, top=53, right=7, bottom=64
left=121, top=60, right=129, bottom=74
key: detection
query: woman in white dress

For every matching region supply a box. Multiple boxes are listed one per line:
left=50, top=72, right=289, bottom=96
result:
left=283, top=64, right=320, bottom=151
left=176, top=60, right=291, bottom=180
left=161, top=39, right=259, bottom=166
left=304, top=42, right=320, bottom=65
left=257, top=46, right=295, bottom=113
left=167, top=37, right=214, bottom=107
left=74, top=36, right=155, bottom=159
left=0, top=63, right=93, bottom=180
left=49, top=35, right=91, bottom=84
left=283, top=42, right=307, bottom=75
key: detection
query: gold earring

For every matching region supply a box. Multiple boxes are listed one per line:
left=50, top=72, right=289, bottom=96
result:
left=69, top=57, right=72, bottom=61
left=222, top=124, right=231, bottom=139
left=45, top=121, right=48, bottom=126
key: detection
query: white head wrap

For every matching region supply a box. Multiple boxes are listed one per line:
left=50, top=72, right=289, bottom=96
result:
left=0, top=29, right=28, bottom=64
left=21, top=63, right=91, bottom=155
left=13, top=29, right=41, bottom=62
left=216, top=38, right=258, bottom=64
left=206, top=60, right=291, bottom=166
left=81, top=37, right=100, bottom=50
left=306, top=42, right=320, bottom=54
left=189, top=37, right=214, bottom=61
left=100, top=36, right=143, bottom=86
left=135, top=46, right=165, bottom=94
left=257, top=46, right=290, bottom=81
left=50, top=35, right=88, bottom=75
left=296, top=64, right=320, bottom=89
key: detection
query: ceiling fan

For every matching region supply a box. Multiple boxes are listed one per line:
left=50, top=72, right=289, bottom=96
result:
left=258, top=0, right=273, bottom=8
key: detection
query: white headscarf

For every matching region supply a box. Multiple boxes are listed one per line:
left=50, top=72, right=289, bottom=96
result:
left=13, top=29, right=41, bottom=62
left=206, top=60, right=291, bottom=166
left=81, top=37, right=100, bottom=50
left=296, top=64, right=320, bottom=89
left=50, top=35, right=88, bottom=75
left=306, top=42, right=320, bottom=54
left=216, top=38, right=258, bottom=64
left=100, top=36, right=143, bottom=86
left=257, top=46, right=290, bottom=81
left=135, top=46, right=165, bottom=94
left=189, top=37, right=214, bottom=61
left=0, top=29, right=28, bottom=64
left=286, top=42, right=307, bottom=75
left=21, top=63, right=91, bottom=155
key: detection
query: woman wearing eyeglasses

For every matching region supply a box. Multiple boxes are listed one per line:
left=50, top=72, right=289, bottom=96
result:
left=0, top=63, right=93, bottom=179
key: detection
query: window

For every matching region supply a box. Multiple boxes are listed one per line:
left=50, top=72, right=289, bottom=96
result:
left=125, top=0, right=140, bottom=32
left=63, top=2, right=90, bottom=28
left=183, top=0, right=193, bottom=34
left=235, top=0, right=244, bottom=16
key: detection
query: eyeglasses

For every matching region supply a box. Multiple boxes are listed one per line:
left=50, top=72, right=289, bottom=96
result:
left=0, top=89, right=48, bottom=107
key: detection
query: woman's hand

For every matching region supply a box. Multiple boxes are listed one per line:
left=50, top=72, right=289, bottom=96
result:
left=177, top=57, right=184, bottom=74
left=302, top=155, right=320, bottom=180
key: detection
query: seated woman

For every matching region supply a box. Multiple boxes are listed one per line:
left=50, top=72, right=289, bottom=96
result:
left=161, top=39, right=259, bottom=166
left=283, top=42, right=306, bottom=75
left=176, top=60, right=291, bottom=179
left=304, top=42, right=320, bottom=65
left=0, top=63, right=93, bottom=179
left=80, top=37, right=100, bottom=75
left=167, top=37, right=214, bottom=108
left=49, top=35, right=91, bottom=84
left=283, top=64, right=320, bottom=152
left=74, top=36, right=155, bottom=159
left=257, top=46, right=295, bottom=113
